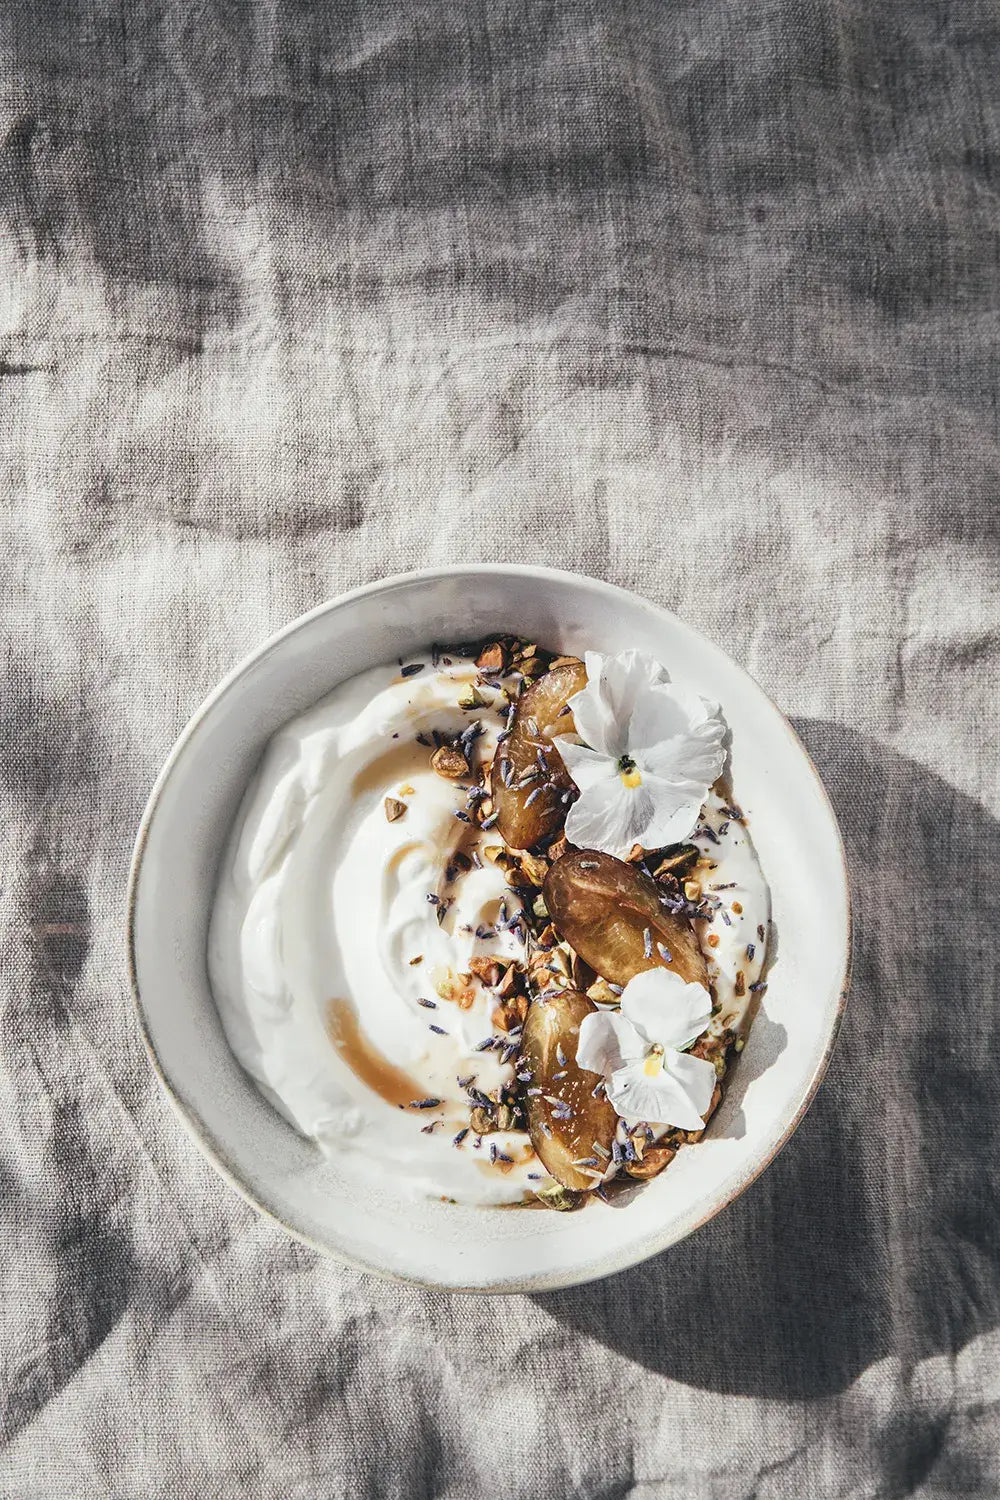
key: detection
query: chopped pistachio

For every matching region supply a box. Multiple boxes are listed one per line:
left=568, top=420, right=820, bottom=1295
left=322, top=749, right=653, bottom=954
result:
left=496, top=966, right=524, bottom=1003
left=652, top=845, right=700, bottom=881
left=475, top=641, right=508, bottom=675
left=432, top=965, right=477, bottom=1008
left=518, top=851, right=550, bottom=887
left=624, top=1146, right=676, bottom=1180
left=505, top=990, right=529, bottom=1023
left=431, top=745, right=469, bottom=780
left=519, top=657, right=548, bottom=678
left=535, top=1183, right=584, bottom=1212
left=492, top=1002, right=514, bottom=1031
left=469, top=956, right=508, bottom=988
left=586, top=978, right=622, bottom=1007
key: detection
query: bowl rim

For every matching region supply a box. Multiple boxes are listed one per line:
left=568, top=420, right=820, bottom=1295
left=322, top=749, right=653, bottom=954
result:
left=126, top=563, right=852, bottom=1292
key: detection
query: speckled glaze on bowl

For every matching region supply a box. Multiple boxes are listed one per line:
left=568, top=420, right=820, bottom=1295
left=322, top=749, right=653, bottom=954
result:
left=127, top=566, right=850, bottom=1292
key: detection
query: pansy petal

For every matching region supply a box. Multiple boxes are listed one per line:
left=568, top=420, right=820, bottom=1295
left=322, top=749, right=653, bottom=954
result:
left=604, top=1060, right=669, bottom=1123
left=569, top=650, right=668, bottom=760
left=576, top=1009, right=644, bottom=1077
left=661, top=1049, right=718, bottom=1124
left=627, top=681, right=706, bottom=752
left=630, top=684, right=726, bottom=788
left=606, top=1051, right=716, bottom=1130
left=564, top=773, right=654, bottom=858
left=565, top=653, right=622, bottom=758
left=596, top=650, right=669, bottom=720
left=557, top=738, right=616, bottom=791
left=619, top=969, right=713, bottom=1051
left=639, top=732, right=726, bottom=798
left=602, top=1061, right=695, bottom=1131
left=626, top=773, right=708, bottom=849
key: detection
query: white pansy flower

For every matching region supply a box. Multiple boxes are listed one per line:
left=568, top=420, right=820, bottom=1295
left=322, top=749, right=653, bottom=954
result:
left=559, top=650, right=726, bottom=858
left=575, top=969, right=717, bottom=1129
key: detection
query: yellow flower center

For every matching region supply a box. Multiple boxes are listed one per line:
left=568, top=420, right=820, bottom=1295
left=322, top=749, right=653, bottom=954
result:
left=618, top=754, right=642, bottom=789
left=643, top=1043, right=665, bottom=1077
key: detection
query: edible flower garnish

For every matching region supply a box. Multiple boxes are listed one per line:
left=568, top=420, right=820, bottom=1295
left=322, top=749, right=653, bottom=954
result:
left=559, top=650, right=726, bottom=858
left=575, top=969, right=717, bottom=1129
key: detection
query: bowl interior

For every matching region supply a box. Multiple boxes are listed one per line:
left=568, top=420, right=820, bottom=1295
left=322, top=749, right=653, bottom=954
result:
left=128, top=567, right=849, bottom=1291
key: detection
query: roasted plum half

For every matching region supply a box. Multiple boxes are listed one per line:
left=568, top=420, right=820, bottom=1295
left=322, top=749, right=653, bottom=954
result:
left=520, top=989, right=618, bottom=1191
left=543, top=849, right=708, bottom=989
left=491, top=661, right=587, bottom=850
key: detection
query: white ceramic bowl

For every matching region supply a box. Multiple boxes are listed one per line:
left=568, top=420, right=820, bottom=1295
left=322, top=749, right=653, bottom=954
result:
left=127, top=566, right=850, bottom=1292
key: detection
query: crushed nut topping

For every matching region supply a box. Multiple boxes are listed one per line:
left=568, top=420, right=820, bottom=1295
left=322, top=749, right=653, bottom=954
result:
left=624, top=1145, right=676, bottom=1180
left=384, top=797, right=407, bottom=822
left=535, top=1183, right=583, bottom=1211
left=496, top=965, right=523, bottom=1001
left=475, top=641, right=508, bottom=675
left=491, top=1002, right=519, bottom=1033
left=518, top=656, right=548, bottom=679
left=586, top=978, right=622, bottom=1007
left=432, top=965, right=477, bottom=1009
left=516, top=851, right=549, bottom=887
left=430, top=744, right=470, bottom=780
left=468, top=956, right=510, bottom=988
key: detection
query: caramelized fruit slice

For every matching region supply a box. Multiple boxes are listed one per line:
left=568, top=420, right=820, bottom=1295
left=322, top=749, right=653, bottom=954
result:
left=543, top=850, right=708, bottom=989
left=520, top=989, right=618, bottom=1191
left=491, top=661, right=587, bottom=850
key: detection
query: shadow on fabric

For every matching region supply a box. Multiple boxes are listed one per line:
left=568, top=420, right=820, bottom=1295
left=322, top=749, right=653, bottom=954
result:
left=532, top=719, right=1000, bottom=1401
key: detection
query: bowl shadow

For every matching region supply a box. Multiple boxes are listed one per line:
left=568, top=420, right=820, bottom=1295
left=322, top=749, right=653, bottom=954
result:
left=532, top=720, right=1000, bottom=1400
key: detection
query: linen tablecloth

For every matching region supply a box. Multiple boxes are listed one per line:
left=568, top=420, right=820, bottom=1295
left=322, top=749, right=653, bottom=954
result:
left=2, top=1, right=998, bottom=1494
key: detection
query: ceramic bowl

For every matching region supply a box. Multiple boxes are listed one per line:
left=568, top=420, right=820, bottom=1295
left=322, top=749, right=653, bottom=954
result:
left=127, top=565, right=850, bottom=1291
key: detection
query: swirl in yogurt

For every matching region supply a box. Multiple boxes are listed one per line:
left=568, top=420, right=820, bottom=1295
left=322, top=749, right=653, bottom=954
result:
left=209, top=657, right=542, bottom=1205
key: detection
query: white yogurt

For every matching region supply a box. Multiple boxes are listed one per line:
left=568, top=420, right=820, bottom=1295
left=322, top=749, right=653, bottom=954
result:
left=694, top=791, right=771, bottom=1037
left=209, top=657, right=771, bottom=1207
left=209, top=657, right=541, bottom=1206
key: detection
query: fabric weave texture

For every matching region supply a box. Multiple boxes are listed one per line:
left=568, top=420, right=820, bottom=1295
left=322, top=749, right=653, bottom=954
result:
left=1, top=0, right=998, bottom=1495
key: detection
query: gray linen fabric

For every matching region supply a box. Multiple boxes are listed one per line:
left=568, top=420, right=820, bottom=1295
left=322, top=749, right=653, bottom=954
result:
left=2, top=0, right=999, bottom=1494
